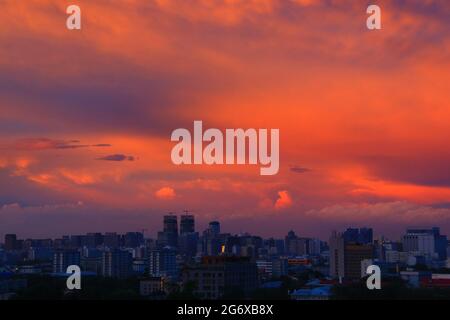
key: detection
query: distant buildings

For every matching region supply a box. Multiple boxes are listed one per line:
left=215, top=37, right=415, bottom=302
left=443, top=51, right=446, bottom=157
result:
left=140, top=277, right=165, bottom=297
left=402, top=227, right=447, bottom=261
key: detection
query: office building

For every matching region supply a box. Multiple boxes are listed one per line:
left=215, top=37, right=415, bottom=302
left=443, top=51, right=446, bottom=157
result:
left=148, top=247, right=178, bottom=279
left=102, top=249, right=133, bottom=279
left=180, top=215, right=195, bottom=234
left=157, top=215, right=178, bottom=248
left=329, top=231, right=374, bottom=280
left=53, top=249, right=81, bottom=273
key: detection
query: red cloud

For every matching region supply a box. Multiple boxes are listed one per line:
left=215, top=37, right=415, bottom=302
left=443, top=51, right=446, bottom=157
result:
left=155, top=187, right=176, bottom=200
left=274, top=190, right=293, bottom=210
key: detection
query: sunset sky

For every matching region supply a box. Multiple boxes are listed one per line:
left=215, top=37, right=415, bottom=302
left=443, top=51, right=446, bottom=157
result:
left=1, top=0, right=449, bottom=240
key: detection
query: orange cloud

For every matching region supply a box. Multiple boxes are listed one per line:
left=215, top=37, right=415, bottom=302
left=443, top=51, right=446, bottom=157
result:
left=155, top=187, right=176, bottom=200
left=274, top=190, right=293, bottom=210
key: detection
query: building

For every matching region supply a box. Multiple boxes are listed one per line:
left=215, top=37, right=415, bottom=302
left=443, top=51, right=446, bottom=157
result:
left=385, top=250, right=409, bottom=264
left=182, top=256, right=259, bottom=299
left=208, top=221, right=220, bottom=236
left=124, top=232, right=144, bottom=248
left=343, top=228, right=373, bottom=245
left=402, top=227, right=448, bottom=260
left=139, top=277, right=165, bottom=296
left=84, top=233, right=103, bottom=248
left=28, top=247, right=54, bottom=261
left=180, top=215, right=195, bottom=234
left=148, top=247, right=177, bottom=279
left=329, top=231, right=345, bottom=279
left=421, top=274, right=450, bottom=288
left=307, top=238, right=322, bottom=256
left=102, top=249, right=133, bottom=278
left=4, top=235, right=17, bottom=251
left=53, top=249, right=81, bottom=273
left=290, top=286, right=332, bottom=300
left=329, top=231, right=374, bottom=280
left=256, top=258, right=288, bottom=278
left=157, top=215, right=178, bottom=248
left=178, top=232, right=199, bottom=257
left=344, top=243, right=374, bottom=279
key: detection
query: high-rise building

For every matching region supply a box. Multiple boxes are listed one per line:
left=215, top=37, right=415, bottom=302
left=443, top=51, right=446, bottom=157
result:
left=329, top=231, right=345, bottom=279
left=402, top=227, right=444, bottom=259
left=405, top=227, right=448, bottom=260
left=157, top=215, right=178, bottom=248
left=53, top=249, right=81, bottom=273
left=209, top=221, right=220, bottom=236
left=148, top=247, right=177, bottom=279
left=307, top=238, right=322, bottom=256
left=164, top=215, right=178, bottom=234
left=344, top=244, right=374, bottom=279
left=285, top=230, right=298, bottom=255
left=359, top=228, right=374, bottom=244
left=4, top=234, right=17, bottom=251
left=329, top=231, right=374, bottom=280
left=180, top=215, right=195, bottom=234
left=102, top=249, right=133, bottom=279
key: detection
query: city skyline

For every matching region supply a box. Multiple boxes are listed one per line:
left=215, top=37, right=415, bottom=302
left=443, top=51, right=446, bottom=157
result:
left=1, top=213, right=448, bottom=244
left=1, top=215, right=449, bottom=300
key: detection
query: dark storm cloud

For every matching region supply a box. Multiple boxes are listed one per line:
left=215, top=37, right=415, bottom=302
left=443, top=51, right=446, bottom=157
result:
left=290, top=166, right=311, bottom=174
left=96, top=154, right=135, bottom=162
left=7, top=138, right=111, bottom=151
left=362, top=155, right=450, bottom=188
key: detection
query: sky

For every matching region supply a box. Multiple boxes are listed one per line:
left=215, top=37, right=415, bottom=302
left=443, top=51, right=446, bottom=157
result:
left=0, top=0, right=449, bottom=241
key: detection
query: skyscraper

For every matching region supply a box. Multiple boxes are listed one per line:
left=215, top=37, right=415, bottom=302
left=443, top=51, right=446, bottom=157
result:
left=164, top=214, right=178, bottom=234
left=148, top=247, right=178, bottom=279
left=329, top=231, right=374, bottom=280
left=102, top=249, right=133, bottom=279
left=402, top=227, right=447, bottom=260
left=157, top=214, right=178, bottom=248
left=329, top=231, right=345, bottom=279
left=343, top=228, right=373, bottom=245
